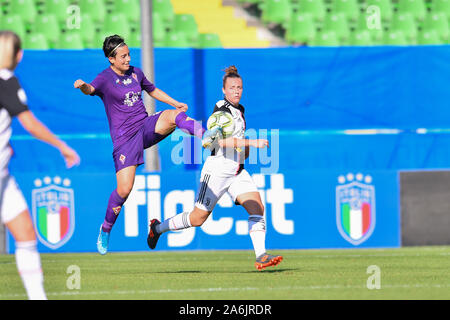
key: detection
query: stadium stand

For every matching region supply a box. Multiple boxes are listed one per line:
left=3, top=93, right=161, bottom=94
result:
left=0, top=14, right=26, bottom=40
left=260, top=0, right=292, bottom=27
left=153, top=0, right=175, bottom=31
left=173, top=13, right=200, bottom=46
left=9, top=0, right=37, bottom=28
left=0, top=0, right=449, bottom=48
left=114, top=0, right=140, bottom=24
left=23, top=32, right=49, bottom=49
left=171, top=0, right=271, bottom=47
left=34, top=13, right=61, bottom=48
left=103, top=12, right=131, bottom=42
left=285, top=12, right=317, bottom=43
left=58, top=30, right=85, bottom=49
left=334, top=0, right=360, bottom=22
left=44, top=0, right=71, bottom=27
left=198, top=33, right=223, bottom=48
left=240, top=0, right=450, bottom=45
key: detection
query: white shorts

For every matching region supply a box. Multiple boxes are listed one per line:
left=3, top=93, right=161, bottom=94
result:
left=0, top=174, right=28, bottom=224
left=195, top=168, right=258, bottom=212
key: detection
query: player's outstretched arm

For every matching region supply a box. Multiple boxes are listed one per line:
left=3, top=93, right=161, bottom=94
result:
left=149, top=88, right=188, bottom=112
left=17, top=110, right=81, bottom=168
left=74, top=79, right=95, bottom=95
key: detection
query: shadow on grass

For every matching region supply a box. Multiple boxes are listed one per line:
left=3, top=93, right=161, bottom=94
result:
left=151, top=270, right=203, bottom=274
left=151, top=268, right=298, bottom=274
left=244, top=268, right=298, bottom=274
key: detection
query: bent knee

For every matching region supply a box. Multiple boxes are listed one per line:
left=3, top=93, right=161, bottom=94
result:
left=189, top=210, right=210, bottom=227
left=190, top=221, right=202, bottom=227
left=117, top=185, right=133, bottom=199
left=190, top=216, right=207, bottom=227
left=154, top=110, right=179, bottom=134
left=164, top=109, right=182, bottom=123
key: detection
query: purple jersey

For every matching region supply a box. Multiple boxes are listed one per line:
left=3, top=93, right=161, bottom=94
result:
left=90, top=66, right=156, bottom=149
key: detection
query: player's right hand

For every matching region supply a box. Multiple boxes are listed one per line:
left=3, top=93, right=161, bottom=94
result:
left=73, top=79, right=85, bottom=89
left=174, top=102, right=188, bottom=112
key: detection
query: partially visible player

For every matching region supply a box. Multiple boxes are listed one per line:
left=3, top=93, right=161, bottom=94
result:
left=0, top=31, right=80, bottom=299
left=147, top=66, right=283, bottom=271
left=74, top=34, right=218, bottom=255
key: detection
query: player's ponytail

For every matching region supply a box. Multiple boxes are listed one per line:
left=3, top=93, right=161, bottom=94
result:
left=223, top=65, right=241, bottom=88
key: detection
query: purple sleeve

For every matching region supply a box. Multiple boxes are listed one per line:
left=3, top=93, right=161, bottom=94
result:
left=138, top=69, right=156, bottom=93
left=90, top=73, right=105, bottom=97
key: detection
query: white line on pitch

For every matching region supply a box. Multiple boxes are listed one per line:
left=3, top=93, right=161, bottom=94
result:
left=1, top=283, right=449, bottom=299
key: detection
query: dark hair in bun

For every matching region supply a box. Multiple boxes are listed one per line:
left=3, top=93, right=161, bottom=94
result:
left=103, top=34, right=126, bottom=58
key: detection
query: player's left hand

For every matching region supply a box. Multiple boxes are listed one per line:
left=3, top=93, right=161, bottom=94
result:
left=59, top=144, right=81, bottom=168
left=175, top=102, right=188, bottom=112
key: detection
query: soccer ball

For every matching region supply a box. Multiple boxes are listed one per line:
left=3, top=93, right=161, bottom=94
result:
left=206, top=111, right=235, bottom=137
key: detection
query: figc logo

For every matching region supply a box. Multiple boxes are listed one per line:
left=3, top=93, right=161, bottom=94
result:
left=336, top=173, right=375, bottom=245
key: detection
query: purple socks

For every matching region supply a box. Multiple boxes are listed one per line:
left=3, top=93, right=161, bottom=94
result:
left=102, top=189, right=126, bottom=233
left=175, top=112, right=205, bottom=139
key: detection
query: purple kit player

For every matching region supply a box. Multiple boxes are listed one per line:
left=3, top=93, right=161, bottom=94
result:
left=74, top=35, right=218, bottom=254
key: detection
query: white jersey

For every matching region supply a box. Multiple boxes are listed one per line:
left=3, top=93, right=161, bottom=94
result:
left=0, top=102, right=12, bottom=175
left=195, top=99, right=258, bottom=211
left=205, top=99, right=247, bottom=176
left=0, top=69, right=28, bottom=175
left=0, top=69, right=29, bottom=223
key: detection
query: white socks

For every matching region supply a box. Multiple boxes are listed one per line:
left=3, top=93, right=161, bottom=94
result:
left=248, top=215, right=266, bottom=258
left=15, top=240, right=47, bottom=300
left=155, top=212, right=266, bottom=258
left=156, top=211, right=192, bottom=234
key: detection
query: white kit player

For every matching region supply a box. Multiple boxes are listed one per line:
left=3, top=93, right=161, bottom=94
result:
left=147, top=66, right=283, bottom=271
left=0, top=31, right=79, bottom=299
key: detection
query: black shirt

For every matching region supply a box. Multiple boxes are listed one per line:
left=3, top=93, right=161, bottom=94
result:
left=0, top=69, right=29, bottom=117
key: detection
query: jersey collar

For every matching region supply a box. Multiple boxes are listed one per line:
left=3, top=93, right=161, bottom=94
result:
left=224, top=97, right=241, bottom=109
left=0, top=68, right=14, bottom=81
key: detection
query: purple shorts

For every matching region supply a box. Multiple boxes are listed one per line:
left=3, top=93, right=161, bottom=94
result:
left=112, top=111, right=173, bottom=172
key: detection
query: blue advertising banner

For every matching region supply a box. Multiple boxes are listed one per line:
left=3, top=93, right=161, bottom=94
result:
left=8, top=170, right=400, bottom=253
left=9, top=47, right=450, bottom=175
left=13, top=46, right=450, bottom=135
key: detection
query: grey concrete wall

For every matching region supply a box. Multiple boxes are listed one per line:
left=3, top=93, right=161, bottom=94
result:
left=401, top=171, right=450, bottom=246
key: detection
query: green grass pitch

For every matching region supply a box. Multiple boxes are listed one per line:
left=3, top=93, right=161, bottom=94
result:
left=1, top=246, right=449, bottom=300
